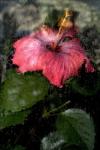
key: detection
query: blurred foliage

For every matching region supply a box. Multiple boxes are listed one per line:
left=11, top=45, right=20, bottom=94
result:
left=44, top=9, right=78, bottom=29
left=77, top=26, right=99, bottom=59
left=0, top=12, right=18, bottom=83
left=2, top=12, right=18, bottom=40
left=44, top=9, right=63, bottom=28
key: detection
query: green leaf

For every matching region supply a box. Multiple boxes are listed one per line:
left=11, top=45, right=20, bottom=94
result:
left=56, top=109, right=95, bottom=150
left=0, top=69, right=49, bottom=112
left=0, top=109, right=31, bottom=129
left=41, top=109, right=95, bottom=150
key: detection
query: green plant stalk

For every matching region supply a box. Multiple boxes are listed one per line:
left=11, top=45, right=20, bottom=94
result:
left=43, top=100, right=70, bottom=118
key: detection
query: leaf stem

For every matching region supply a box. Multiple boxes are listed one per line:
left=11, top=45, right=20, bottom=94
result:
left=43, top=100, right=70, bottom=118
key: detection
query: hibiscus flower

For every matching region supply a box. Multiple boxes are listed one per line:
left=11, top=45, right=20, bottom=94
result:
left=12, top=26, right=94, bottom=87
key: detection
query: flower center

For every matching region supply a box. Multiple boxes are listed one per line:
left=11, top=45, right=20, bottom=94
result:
left=46, top=36, right=73, bottom=52
left=46, top=42, right=61, bottom=53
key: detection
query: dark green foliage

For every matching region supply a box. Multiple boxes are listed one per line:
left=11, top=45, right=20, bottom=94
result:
left=44, top=8, right=78, bottom=29
left=56, top=109, right=95, bottom=150
left=0, top=69, right=49, bottom=113
left=0, top=144, right=26, bottom=150
left=41, top=109, right=95, bottom=150
left=12, top=145, right=26, bottom=150
left=44, top=9, right=63, bottom=28
left=0, top=109, right=31, bottom=129
left=41, top=132, right=82, bottom=150
left=69, top=72, right=100, bottom=96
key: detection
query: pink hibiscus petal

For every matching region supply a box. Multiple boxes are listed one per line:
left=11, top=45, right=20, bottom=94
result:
left=31, top=26, right=58, bottom=43
left=12, top=26, right=95, bottom=87
left=13, top=36, right=46, bottom=72
left=42, top=49, right=87, bottom=87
